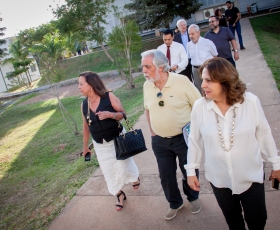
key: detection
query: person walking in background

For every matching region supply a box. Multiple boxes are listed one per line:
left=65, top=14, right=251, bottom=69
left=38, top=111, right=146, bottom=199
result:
left=157, top=29, right=188, bottom=75
left=215, top=8, right=228, bottom=27
left=141, top=50, right=201, bottom=220
left=187, top=24, right=218, bottom=93
left=185, top=57, right=280, bottom=230
left=225, top=1, right=245, bottom=50
left=205, top=16, right=239, bottom=67
left=78, top=71, right=140, bottom=211
left=174, top=19, right=193, bottom=82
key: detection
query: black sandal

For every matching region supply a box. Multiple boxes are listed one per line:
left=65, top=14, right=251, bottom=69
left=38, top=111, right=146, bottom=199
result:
left=115, top=190, right=126, bottom=211
left=132, top=177, right=140, bottom=189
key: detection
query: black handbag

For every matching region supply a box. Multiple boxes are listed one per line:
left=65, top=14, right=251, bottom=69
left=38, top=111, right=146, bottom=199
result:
left=114, top=113, right=147, bottom=160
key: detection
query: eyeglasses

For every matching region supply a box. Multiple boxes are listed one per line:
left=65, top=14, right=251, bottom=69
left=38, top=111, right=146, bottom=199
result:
left=209, top=20, right=217, bottom=24
left=157, top=92, right=164, bottom=107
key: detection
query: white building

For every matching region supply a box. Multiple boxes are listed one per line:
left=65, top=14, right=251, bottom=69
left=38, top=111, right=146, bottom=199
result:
left=0, top=36, right=41, bottom=93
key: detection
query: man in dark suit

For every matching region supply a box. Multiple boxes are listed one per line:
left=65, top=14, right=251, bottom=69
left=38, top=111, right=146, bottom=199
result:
left=174, top=19, right=193, bottom=82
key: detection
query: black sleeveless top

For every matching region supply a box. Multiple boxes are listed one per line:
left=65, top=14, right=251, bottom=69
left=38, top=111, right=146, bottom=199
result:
left=82, top=92, right=122, bottom=144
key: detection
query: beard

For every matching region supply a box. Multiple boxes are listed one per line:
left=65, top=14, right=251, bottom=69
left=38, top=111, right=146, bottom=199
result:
left=144, top=69, right=161, bottom=83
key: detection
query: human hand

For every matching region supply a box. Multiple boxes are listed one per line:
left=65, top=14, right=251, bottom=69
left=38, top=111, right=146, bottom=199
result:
left=187, top=176, right=200, bottom=191
left=171, top=65, right=178, bottom=71
left=269, top=169, right=280, bottom=181
left=233, top=23, right=236, bottom=27
left=96, top=111, right=112, bottom=120
left=82, top=147, right=92, bottom=157
left=234, top=52, right=239, bottom=61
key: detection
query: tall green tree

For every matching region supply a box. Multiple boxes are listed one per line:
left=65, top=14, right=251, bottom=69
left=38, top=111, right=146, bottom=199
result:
left=54, top=0, right=131, bottom=86
left=125, top=0, right=202, bottom=30
left=108, top=12, right=142, bottom=88
left=33, top=31, right=78, bottom=134
left=0, top=17, right=7, bottom=61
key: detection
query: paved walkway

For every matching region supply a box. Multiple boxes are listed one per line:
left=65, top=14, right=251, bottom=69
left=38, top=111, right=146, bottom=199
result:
left=49, top=18, right=280, bottom=230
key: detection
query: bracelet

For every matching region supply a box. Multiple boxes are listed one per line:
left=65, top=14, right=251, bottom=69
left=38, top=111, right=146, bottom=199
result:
left=113, top=112, right=116, bottom=119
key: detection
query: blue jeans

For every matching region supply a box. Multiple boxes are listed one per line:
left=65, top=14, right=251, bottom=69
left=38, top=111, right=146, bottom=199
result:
left=229, top=21, right=244, bottom=48
left=211, top=182, right=267, bottom=230
left=152, top=134, right=199, bottom=209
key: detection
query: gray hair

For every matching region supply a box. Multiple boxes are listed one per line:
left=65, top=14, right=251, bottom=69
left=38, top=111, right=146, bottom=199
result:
left=176, top=19, right=187, bottom=28
left=141, top=49, right=170, bottom=72
left=188, top=24, right=200, bottom=32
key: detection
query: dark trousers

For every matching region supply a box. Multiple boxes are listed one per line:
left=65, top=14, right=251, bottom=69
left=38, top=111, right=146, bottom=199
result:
left=179, top=59, right=193, bottom=82
left=229, top=21, right=244, bottom=48
left=226, top=57, right=236, bottom=67
left=211, top=182, right=267, bottom=230
left=152, top=134, right=199, bottom=209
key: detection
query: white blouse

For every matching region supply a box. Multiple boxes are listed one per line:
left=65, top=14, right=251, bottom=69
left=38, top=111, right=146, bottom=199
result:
left=184, top=92, right=280, bottom=194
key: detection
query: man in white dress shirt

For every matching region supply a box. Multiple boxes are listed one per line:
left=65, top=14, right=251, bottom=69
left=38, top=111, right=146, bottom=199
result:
left=157, top=29, right=188, bottom=75
left=187, top=24, right=218, bottom=93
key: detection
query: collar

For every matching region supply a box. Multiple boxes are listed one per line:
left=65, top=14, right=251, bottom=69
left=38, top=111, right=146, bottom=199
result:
left=210, top=27, right=221, bottom=34
left=207, top=99, right=241, bottom=110
left=192, top=36, right=201, bottom=44
left=207, top=99, right=241, bottom=118
left=181, top=31, right=188, bottom=36
left=164, top=42, right=174, bottom=48
left=152, top=72, right=174, bottom=89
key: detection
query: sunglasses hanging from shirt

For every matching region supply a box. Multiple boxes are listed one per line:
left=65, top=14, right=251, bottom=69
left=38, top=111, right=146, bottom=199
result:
left=157, top=92, right=164, bottom=107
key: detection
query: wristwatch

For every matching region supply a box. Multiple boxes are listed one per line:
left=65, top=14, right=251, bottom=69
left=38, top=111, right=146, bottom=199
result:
left=233, top=49, right=238, bottom=52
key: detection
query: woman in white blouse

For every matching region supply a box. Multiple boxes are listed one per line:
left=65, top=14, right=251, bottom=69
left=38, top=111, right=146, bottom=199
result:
left=185, top=57, right=280, bottom=230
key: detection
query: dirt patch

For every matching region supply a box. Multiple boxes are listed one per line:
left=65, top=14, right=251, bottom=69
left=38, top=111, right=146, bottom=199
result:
left=19, top=76, right=121, bottom=106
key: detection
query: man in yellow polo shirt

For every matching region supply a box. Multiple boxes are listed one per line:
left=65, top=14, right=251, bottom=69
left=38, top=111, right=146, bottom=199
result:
left=141, top=49, right=201, bottom=220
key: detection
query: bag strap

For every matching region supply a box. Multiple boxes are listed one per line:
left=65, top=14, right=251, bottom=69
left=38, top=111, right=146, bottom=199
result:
left=120, top=112, right=133, bottom=131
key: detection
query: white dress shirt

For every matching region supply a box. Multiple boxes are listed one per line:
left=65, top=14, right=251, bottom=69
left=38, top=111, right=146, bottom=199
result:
left=187, top=37, right=218, bottom=66
left=157, top=41, right=188, bottom=73
left=184, top=92, right=280, bottom=194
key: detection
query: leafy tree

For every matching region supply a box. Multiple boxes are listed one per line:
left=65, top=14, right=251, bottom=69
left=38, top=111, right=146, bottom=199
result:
left=2, top=39, right=33, bottom=86
left=0, top=17, right=7, bottom=61
left=125, top=0, right=202, bottom=30
left=53, top=0, right=133, bottom=87
left=107, top=12, right=142, bottom=88
left=33, top=31, right=78, bottom=134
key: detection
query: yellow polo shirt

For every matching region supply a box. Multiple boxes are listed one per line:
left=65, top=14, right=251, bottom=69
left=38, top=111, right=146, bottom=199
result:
left=144, top=72, right=201, bottom=137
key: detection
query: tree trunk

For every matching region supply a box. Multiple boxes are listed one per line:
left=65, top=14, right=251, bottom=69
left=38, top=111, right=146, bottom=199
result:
left=98, top=42, right=135, bottom=89
left=43, top=65, right=79, bottom=135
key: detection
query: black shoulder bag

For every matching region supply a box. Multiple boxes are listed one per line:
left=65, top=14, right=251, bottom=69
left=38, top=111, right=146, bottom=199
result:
left=114, top=113, right=147, bottom=160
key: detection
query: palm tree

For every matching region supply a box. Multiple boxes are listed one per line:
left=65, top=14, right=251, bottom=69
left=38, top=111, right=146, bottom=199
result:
left=2, top=39, right=33, bottom=86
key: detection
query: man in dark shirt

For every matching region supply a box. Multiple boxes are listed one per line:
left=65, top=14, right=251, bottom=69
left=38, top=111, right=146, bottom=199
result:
left=225, top=1, right=245, bottom=50
left=205, top=16, right=239, bottom=67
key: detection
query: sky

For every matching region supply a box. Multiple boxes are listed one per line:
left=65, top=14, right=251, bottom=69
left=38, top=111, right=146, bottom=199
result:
left=0, top=0, right=65, bottom=38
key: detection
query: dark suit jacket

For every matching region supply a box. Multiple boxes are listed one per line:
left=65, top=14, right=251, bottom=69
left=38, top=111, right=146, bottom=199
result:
left=173, top=31, right=192, bottom=80
left=174, top=32, right=190, bottom=46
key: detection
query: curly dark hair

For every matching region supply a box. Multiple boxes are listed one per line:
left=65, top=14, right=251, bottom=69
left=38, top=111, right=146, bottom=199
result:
left=199, top=57, right=247, bottom=106
left=214, top=8, right=221, bottom=17
left=79, top=71, right=110, bottom=97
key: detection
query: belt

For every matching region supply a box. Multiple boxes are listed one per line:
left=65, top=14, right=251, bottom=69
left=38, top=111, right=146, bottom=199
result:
left=163, top=133, right=183, bottom=139
left=193, top=65, right=201, bottom=68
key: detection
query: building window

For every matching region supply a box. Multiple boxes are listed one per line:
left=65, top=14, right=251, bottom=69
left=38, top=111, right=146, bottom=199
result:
left=30, top=64, right=37, bottom=72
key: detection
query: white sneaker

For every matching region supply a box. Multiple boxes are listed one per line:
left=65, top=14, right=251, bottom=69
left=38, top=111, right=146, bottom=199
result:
left=164, top=203, right=184, bottom=220
left=190, top=199, right=201, bottom=214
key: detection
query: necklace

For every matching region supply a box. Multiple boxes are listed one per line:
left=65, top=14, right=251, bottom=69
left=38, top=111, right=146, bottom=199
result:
left=87, top=96, right=98, bottom=126
left=216, top=108, right=236, bottom=152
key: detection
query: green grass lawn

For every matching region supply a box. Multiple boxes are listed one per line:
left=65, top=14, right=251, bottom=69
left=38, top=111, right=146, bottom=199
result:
left=0, top=75, right=146, bottom=229
left=250, top=13, right=280, bottom=90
